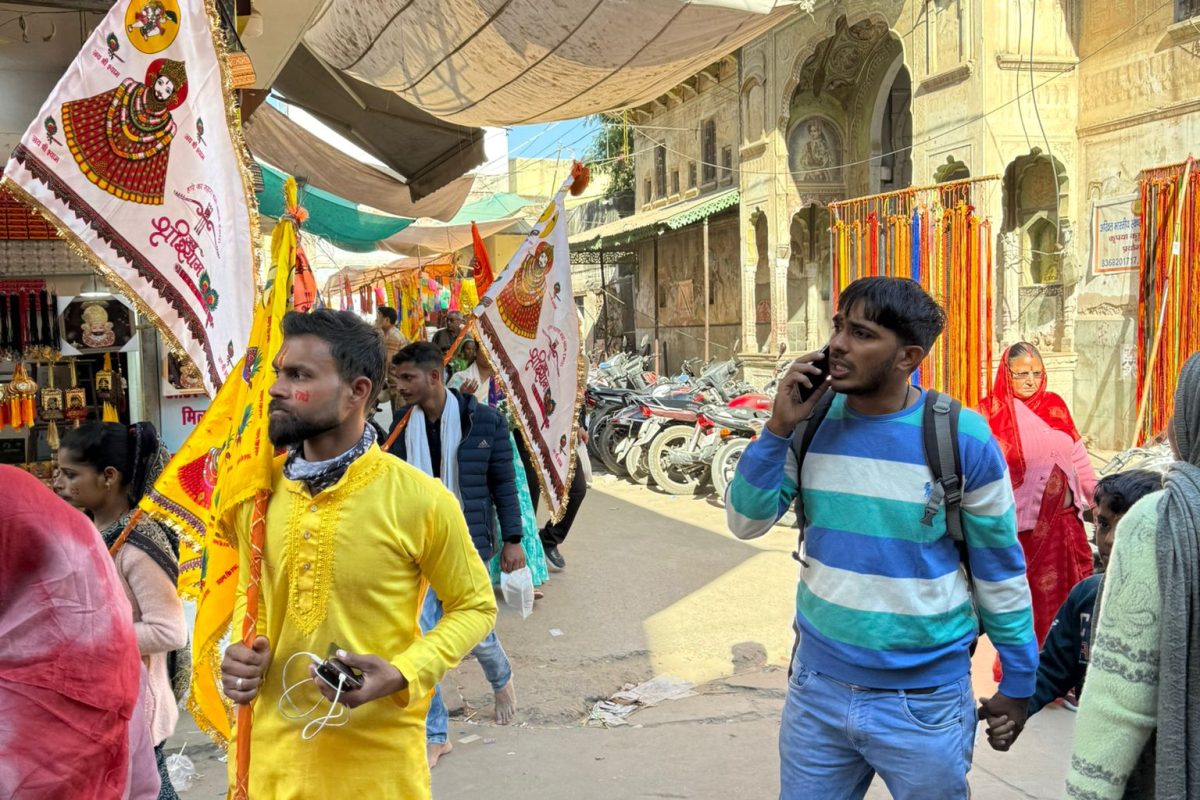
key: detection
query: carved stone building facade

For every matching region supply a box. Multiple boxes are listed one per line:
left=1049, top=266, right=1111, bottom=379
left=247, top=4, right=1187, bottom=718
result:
left=589, top=0, right=1200, bottom=448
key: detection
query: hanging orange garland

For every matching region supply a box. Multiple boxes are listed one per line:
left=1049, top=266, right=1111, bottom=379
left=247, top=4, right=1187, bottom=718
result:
left=829, top=176, right=999, bottom=405
left=1135, top=157, right=1199, bottom=443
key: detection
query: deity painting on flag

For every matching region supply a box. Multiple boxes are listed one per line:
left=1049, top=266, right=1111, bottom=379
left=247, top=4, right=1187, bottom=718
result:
left=2, top=0, right=257, bottom=396
left=474, top=174, right=583, bottom=520
left=61, top=58, right=188, bottom=205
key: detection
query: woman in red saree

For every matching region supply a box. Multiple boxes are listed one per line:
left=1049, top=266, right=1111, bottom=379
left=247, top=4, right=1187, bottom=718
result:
left=0, top=466, right=149, bottom=798
left=980, top=343, right=1097, bottom=679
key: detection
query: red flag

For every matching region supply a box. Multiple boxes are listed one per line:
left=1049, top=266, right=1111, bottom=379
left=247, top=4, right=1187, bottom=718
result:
left=292, top=248, right=318, bottom=312
left=471, top=221, right=494, bottom=296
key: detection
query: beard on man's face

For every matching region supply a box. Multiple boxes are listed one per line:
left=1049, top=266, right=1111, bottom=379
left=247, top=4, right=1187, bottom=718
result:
left=268, top=403, right=341, bottom=448
left=833, top=355, right=894, bottom=397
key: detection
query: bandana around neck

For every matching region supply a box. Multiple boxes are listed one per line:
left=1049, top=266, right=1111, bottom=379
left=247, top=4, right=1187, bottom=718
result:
left=283, top=424, right=376, bottom=495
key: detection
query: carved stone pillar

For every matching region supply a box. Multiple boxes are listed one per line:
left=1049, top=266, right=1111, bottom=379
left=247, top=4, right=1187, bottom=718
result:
left=741, top=262, right=757, bottom=355
left=1043, top=351, right=1078, bottom=411
left=804, top=263, right=825, bottom=351
left=772, top=245, right=789, bottom=351
left=997, top=230, right=1022, bottom=345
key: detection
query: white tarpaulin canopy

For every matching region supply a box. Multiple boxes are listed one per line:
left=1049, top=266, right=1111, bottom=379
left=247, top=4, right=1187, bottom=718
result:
left=302, top=0, right=802, bottom=126
left=379, top=216, right=530, bottom=257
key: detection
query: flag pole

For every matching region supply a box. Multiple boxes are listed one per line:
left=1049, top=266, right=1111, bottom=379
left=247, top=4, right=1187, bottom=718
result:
left=233, top=489, right=269, bottom=799
left=107, top=507, right=144, bottom=556
left=383, top=318, right=478, bottom=452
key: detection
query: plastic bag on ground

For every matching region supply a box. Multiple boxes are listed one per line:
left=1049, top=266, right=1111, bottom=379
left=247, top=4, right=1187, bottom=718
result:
left=166, top=752, right=199, bottom=792
left=500, top=567, right=534, bottom=619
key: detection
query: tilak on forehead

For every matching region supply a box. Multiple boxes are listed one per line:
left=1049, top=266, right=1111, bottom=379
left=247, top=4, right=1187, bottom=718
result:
left=273, top=343, right=310, bottom=402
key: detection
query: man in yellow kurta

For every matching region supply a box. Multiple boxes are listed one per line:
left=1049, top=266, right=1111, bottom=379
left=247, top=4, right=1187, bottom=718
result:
left=220, top=309, right=496, bottom=799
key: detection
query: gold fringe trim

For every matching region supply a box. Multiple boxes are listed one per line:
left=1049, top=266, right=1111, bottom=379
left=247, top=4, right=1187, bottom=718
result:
left=185, top=626, right=236, bottom=750
left=203, top=0, right=263, bottom=306
left=477, top=308, right=588, bottom=526
left=0, top=2, right=263, bottom=393
left=0, top=178, right=197, bottom=370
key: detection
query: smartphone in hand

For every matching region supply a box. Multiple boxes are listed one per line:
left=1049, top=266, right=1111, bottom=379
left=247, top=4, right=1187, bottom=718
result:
left=316, top=643, right=364, bottom=691
left=792, top=346, right=830, bottom=403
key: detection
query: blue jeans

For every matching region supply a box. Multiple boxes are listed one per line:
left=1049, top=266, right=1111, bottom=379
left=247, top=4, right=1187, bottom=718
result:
left=420, top=586, right=512, bottom=744
left=779, top=656, right=976, bottom=800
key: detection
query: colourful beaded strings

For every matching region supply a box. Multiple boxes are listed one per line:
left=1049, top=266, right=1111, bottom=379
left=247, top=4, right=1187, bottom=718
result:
left=829, top=177, right=997, bottom=407
left=1136, top=159, right=1199, bottom=443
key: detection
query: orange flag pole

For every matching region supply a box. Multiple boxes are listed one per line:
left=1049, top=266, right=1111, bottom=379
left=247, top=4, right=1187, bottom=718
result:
left=382, top=318, right=479, bottom=452
left=233, top=490, right=269, bottom=800
left=107, top=507, right=144, bottom=556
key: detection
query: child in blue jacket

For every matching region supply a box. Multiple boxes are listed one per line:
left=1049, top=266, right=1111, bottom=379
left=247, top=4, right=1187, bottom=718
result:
left=1027, top=469, right=1163, bottom=715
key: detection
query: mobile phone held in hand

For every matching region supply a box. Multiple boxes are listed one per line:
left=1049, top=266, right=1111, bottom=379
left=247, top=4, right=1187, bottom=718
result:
left=792, top=345, right=830, bottom=404
left=316, top=643, right=364, bottom=691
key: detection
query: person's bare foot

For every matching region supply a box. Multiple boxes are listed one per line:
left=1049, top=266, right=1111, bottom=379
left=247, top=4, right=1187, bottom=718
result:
left=427, top=741, right=453, bottom=769
left=494, top=678, right=517, bottom=725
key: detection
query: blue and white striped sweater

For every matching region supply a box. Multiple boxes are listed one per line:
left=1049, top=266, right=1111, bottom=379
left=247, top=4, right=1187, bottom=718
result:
left=727, top=391, right=1038, bottom=698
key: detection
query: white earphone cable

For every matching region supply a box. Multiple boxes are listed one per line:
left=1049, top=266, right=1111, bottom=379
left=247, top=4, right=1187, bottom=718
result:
left=278, top=651, right=351, bottom=740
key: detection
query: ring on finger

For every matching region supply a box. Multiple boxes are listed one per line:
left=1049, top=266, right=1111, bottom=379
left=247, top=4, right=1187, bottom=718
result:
left=236, top=677, right=244, bottom=690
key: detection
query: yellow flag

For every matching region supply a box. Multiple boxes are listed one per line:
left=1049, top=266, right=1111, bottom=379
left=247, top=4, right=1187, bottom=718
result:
left=141, top=176, right=301, bottom=746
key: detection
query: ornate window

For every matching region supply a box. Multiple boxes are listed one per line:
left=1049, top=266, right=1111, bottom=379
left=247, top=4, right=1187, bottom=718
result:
left=654, top=145, right=667, bottom=199
left=1003, top=148, right=1068, bottom=286
left=701, top=119, right=717, bottom=184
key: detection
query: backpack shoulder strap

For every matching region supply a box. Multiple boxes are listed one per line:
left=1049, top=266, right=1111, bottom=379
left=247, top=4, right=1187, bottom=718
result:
left=921, top=389, right=964, bottom=540
left=922, top=388, right=981, bottom=646
left=789, top=392, right=836, bottom=563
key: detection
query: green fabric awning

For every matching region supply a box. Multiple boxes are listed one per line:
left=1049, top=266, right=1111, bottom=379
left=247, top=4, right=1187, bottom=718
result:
left=449, top=192, right=540, bottom=225
left=257, top=162, right=414, bottom=253
left=568, top=188, right=740, bottom=250
left=664, top=189, right=740, bottom=229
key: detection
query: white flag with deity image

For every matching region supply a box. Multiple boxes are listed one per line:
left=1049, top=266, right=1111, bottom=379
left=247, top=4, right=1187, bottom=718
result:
left=2, top=0, right=257, bottom=396
left=473, top=173, right=583, bottom=521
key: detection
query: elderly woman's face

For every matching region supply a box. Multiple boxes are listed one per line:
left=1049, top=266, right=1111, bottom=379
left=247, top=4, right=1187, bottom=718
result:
left=1009, top=353, right=1044, bottom=400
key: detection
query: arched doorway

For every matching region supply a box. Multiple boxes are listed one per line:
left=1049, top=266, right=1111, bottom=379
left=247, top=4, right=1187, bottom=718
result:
left=780, top=15, right=911, bottom=350
left=751, top=208, right=771, bottom=353
left=870, top=59, right=912, bottom=193
left=787, top=203, right=831, bottom=349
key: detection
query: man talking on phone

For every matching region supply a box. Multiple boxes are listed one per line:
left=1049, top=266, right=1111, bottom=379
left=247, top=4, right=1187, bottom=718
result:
left=218, top=310, right=495, bottom=799
left=726, top=277, right=1037, bottom=800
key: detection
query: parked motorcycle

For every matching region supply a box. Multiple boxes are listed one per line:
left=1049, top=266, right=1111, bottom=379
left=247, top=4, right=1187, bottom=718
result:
left=709, top=412, right=768, bottom=499
left=622, top=396, right=703, bottom=485
left=645, top=402, right=768, bottom=495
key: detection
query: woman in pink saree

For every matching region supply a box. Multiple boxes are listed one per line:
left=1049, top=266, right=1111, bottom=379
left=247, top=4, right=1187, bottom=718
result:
left=980, top=343, right=1097, bottom=684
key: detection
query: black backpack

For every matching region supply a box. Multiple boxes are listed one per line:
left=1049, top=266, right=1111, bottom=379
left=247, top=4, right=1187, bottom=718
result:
left=788, top=390, right=980, bottom=641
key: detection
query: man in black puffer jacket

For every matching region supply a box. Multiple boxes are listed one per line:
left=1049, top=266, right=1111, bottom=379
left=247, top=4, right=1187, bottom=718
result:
left=388, top=342, right=524, bottom=768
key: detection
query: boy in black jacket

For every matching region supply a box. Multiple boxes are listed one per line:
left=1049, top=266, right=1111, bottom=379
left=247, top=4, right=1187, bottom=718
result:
left=1027, top=469, right=1163, bottom=716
